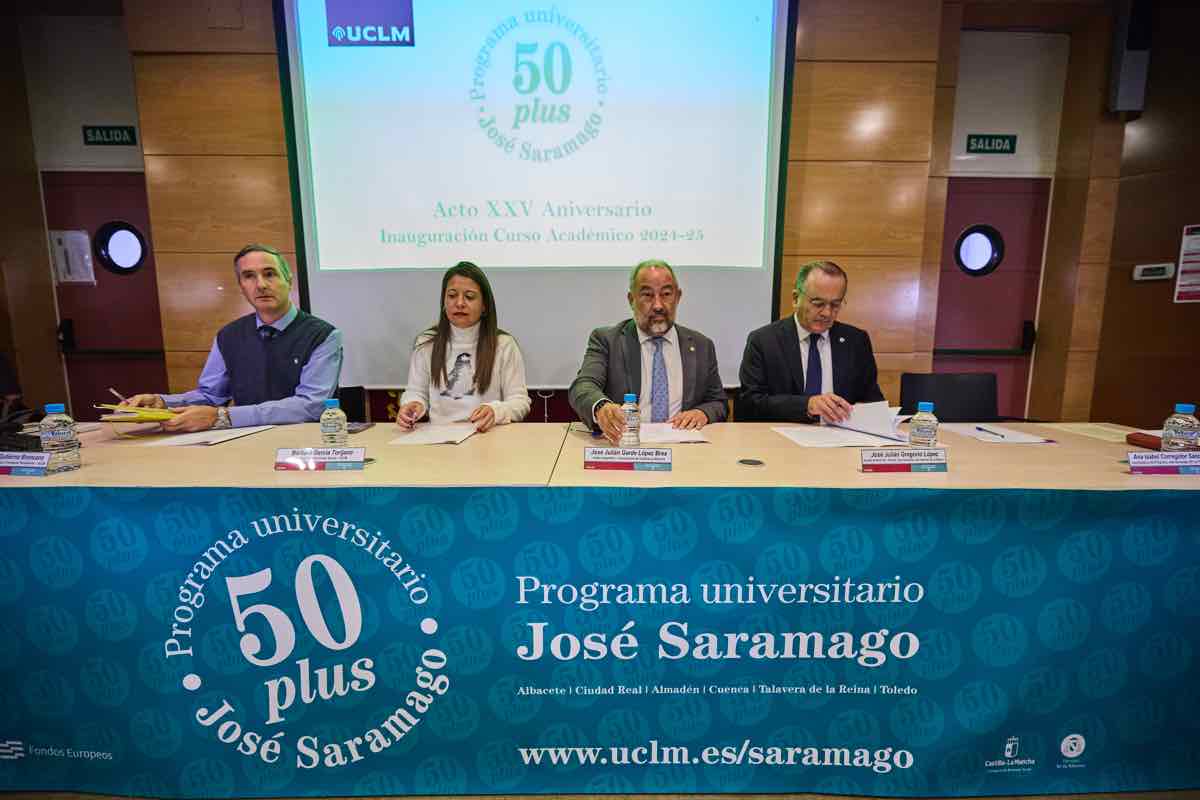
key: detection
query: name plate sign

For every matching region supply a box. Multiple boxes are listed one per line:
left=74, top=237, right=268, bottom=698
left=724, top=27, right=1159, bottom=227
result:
left=0, top=451, right=51, bottom=476
left=1128, top=450, right=1200, bottom=474
left=274, top=447, right=366, bottom=471
left=584, top=446, right=672, bottom=471
left=861, top=448, right=948, bottom=473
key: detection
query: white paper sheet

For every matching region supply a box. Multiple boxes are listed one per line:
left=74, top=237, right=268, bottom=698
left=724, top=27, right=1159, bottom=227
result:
left=940, top=423, right=1053, bottom=443
left=772, top=426, right=903, bottom=448
left=144, top=425, right=275, bottom=446
left=637, top=423, right=709, bottom=444
left=389, top=423, right=476, bottom=445
left=1039, top=422, right=1132, bottom=443
left=827, top=401, right=906, bottom=442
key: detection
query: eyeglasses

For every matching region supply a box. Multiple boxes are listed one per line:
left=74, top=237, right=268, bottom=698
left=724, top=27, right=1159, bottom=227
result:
left=804, top=297, right=845, bottom=312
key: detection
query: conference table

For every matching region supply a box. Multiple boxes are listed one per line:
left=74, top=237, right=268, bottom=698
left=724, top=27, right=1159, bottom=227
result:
left=2, top=421, right=1197, bottom=800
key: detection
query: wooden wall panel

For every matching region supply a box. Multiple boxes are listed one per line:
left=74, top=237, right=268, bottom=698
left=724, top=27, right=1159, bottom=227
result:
left=128, top=0, right=296, bottom=397
left=929, top=87, right=956, bottom=178
left=134, top=55, right=286, bottom=156
left=783, top=163, right=928, bottom=256
left=124, top=0, right=277, bottom=53
left=144, top=155, right=294, bottom=253
left=0, top=27, right=69, bottom=410
left=1093, top=354, right=1200, bottom=428
left=1027, top=9, right=1120, bottom=422
left=937, top=4, right=963, bottom=88
left=916, top=177, right=948, bottom=354
left=1068, top=260, right=1108, bottom=351
left=1060, top=349, right=1098, bottom=421
left=876, top=353, right=931, bottom=405
left=961, top=2, right=1106, bottom=33
left=778, top=256, right=920, bottom=354
left=795, top=0, right=941, bottom=62
left=788, top=62, right=935, bottom=162
left=156, top=252, right=299, bottom=351
left=1109, top=170, right=1200, bottom=264
left=782, top=0, right=941, bottom=406
left=1097, top=264, right=1200, bottom=357
left=165, top=351, right=209, bottom=394
left=1078, top=177, right=1118, bottom=264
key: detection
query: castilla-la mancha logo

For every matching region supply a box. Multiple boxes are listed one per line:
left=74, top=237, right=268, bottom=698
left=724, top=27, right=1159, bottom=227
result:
left=326, top=0, right=414, bottom=47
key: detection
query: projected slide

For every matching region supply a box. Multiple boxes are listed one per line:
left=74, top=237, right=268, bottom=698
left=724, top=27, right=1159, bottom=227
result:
left=293, top=0, right=776, bottom=269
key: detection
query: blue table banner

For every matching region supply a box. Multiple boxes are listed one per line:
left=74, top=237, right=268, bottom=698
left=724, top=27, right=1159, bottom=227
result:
left=0, top=486, right=1197, bottom=797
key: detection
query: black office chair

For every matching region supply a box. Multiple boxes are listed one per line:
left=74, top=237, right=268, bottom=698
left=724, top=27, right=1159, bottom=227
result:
left=899, top=372, right=999, bottom=422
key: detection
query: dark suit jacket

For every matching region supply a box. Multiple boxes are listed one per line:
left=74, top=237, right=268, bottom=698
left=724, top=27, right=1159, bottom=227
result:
left=568, top=319, right=727, bottom=426
left=738, top=318, right=884, bottom=422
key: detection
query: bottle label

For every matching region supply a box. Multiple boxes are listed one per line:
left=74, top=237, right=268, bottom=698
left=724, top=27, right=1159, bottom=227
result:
left=40, top=428, right=76, bottom=442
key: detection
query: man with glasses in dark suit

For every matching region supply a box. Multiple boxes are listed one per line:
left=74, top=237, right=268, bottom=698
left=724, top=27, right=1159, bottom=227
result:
left=738, top=260, right=883, bottom=423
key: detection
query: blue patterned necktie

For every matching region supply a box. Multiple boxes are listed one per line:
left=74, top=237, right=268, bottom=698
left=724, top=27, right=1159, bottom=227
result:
left=650, top=336, right=669, bottom=423
left=804, top=333, right=822, bottom=396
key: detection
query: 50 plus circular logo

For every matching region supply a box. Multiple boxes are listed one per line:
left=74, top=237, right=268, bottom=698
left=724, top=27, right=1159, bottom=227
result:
left=469, top=9, right=609, bottom=163
left=158, top=509, right=450, bottom=781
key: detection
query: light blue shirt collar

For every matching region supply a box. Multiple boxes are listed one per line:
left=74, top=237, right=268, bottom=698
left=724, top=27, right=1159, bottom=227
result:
left=256, top=304, right=298, bottom=333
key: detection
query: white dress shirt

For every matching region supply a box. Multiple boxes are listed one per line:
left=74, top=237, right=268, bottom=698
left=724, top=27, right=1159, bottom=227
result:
left=794, top=315, right=833, bottom=395
left=637, top=325, right=683, bottom=422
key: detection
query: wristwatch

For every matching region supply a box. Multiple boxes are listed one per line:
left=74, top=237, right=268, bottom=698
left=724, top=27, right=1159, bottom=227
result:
left=212, top=407, right=232, bottom=429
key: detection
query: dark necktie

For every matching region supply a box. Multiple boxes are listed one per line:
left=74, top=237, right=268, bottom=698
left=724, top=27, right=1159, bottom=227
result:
left=260, top=326, right=277, bottom=341
left=804, top=334, right=822, bottom=396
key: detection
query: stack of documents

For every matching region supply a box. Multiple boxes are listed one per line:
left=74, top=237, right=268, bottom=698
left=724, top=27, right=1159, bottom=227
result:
left=95, top=403, right=177, bottom=423
left=774, top=401, right=906, bottom=447
left=638, top=423, right=709, bottom=444
left=390, top=423, right=476, bottom=445
left=143, top=425, right=275, bottom=446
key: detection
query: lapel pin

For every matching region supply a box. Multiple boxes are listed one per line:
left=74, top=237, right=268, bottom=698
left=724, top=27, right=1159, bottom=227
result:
left=294, top=357, right=300, bottom=364
left=838, top=337, right=845, bottom=343
left=689, top=345, right=695, bottom=352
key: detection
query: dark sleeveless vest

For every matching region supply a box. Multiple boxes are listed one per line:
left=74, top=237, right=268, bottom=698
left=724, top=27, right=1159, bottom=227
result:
left=215, top=310, right=335, bottom=406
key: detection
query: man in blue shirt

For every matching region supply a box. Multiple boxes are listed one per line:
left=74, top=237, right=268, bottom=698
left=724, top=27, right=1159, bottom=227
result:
left=124, top=244, right=342, bottom=432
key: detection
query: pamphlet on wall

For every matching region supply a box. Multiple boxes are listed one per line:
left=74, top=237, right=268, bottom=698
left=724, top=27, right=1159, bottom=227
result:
left=1175, top=223, right=1200, bottom=303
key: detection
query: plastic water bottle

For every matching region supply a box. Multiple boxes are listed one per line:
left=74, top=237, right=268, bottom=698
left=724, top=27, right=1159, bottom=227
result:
left=619, top=393, right=640, bottom=447
left=40, top=403, right=81, bottom=473
left=908, top=401, right=939, bottom=447
left=320, top=398, right=348, bottom=446
left=1161, top=402, right=1199, bottom=451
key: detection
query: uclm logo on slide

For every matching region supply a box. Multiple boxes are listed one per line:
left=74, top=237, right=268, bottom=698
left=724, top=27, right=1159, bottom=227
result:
left=326, top=0, right=414, bottom=46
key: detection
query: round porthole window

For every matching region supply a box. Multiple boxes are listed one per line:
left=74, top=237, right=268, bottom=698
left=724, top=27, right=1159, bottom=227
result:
left=954, top=224, right=1004, bottom=277
left=94, top=221, right=147, bottom=275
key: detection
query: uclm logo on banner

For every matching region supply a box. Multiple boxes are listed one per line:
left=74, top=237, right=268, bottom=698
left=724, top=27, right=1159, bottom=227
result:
left=327, top=0, right=414, bottom=46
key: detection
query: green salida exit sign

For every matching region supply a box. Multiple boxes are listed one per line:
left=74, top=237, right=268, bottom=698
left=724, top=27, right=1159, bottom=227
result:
left=82, top=125, right=137, bottom=146
left=966, top=133, right=1017, bottom=154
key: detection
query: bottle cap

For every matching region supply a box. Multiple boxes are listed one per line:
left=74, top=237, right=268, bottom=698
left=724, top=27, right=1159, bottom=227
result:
left=45, top=403, right=65, bottom=413
left=623, top=393, right=637, bottom=403
left=917, top=401, right=934, bottom=413
left=324, top=399, right=340, bottom=409
left=1176, top=402, right=1196, bottom=414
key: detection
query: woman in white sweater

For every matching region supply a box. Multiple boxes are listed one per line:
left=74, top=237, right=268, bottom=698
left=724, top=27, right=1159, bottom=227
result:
left=395, top=262, right=531, bottom=431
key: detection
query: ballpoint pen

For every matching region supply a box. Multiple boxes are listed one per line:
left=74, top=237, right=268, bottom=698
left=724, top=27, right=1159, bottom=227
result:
left=108, top=387, right=126, bottom=403
left=976, top=426, right=1006, bottom=438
